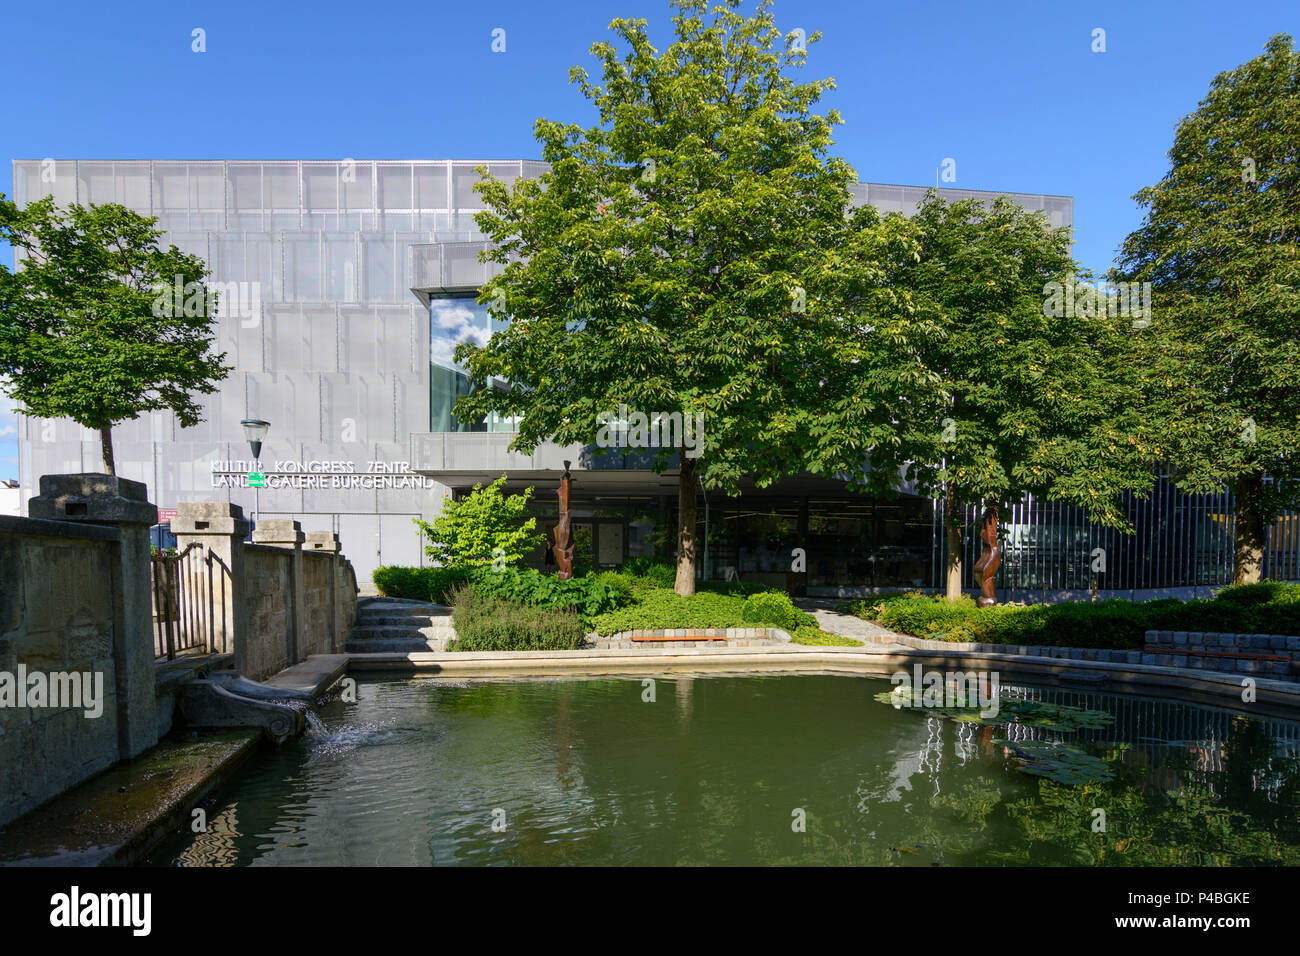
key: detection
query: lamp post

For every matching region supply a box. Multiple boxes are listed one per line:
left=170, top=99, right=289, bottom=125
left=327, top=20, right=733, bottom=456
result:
left=240, top=418, right=270, bottom=525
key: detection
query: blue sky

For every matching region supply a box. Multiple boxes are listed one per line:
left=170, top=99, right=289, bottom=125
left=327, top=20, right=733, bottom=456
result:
left=1, top=0, right=1297, bottom=481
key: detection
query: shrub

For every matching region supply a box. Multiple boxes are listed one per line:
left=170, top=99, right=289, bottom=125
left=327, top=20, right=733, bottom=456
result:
left=622, top=556, right=677, bottom=590
left=467, top=566, right=632, bottom=622
left=372, top=565, right=470, bottom=604
left=412, top=475, right=544, bottom=572
left=740, top=591, right=811, bottom=631
left=589, top=589, right=750, bottom=636
left=849, top=581, right=1300, bottom=649
left=1214, top=581, right=1300, bottom=605
left=700, top=578, right=773, bottom=597
left=590, top=570, right=636, bottom=605
left=448, top=586, right=586, bottom=651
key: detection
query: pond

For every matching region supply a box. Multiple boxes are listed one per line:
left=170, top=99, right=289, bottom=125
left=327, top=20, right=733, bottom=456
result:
left=145, top=674, right=1300, bottom=866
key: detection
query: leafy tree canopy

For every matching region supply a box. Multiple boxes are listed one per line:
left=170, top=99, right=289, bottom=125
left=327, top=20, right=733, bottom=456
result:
left=1111, top=33, right=1300, bottom=580
left=0, top=195, right=230, bottom=473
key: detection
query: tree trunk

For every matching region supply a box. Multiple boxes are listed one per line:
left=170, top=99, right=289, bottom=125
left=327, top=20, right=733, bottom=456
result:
left=99, top=425, right=116, bottom=476
left=675, top=456, right=698, bottom=596
left=1233, top=472, right=1267, bottom=585
left=944, top=485, right=963, bottom=600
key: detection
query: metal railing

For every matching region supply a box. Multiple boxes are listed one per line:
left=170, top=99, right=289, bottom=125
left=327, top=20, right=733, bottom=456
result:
left=150, top=542, right=216, bottom=660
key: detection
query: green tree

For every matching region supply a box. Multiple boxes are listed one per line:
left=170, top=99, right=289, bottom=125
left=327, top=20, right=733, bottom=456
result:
left=834, top=194, right=1154, bottom=599
left=453, top=0, right=911, bottom=595
left=0, top=196, right=230, bottom=474
left=414, top=475, right=545, bottom=572
left=1111, top=34, right=1300, bottom=584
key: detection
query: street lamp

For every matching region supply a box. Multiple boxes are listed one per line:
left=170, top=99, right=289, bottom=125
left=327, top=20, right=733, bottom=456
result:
left=240, top=419, right=270, bottom=524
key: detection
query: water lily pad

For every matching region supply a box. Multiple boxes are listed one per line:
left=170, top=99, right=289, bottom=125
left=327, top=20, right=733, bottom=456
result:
left=994, top=739, right=1115, bottom=784
left=873, top=689, right=1115, bottom=733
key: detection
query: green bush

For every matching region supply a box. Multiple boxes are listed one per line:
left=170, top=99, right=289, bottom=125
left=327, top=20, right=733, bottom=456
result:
left=372, top=565, right=470, bottom=604
left=700, top=578, right=774, bottom=597
left=412, top=475, right=544, bottom=572
left=467, top=566, right=632, bottom=622
left=740, top=591, right=812, bottom=631
left=588, top=589, right=750, bottom=636
left=448, top=586, right=586, bottom=651
left=622, top=556, right=677, bottom=590
left=590, top=570, right=636, bottom=605
left=849, top=581, right=1300, bottom=649
left=1214, top=581, right=1300, bottom=605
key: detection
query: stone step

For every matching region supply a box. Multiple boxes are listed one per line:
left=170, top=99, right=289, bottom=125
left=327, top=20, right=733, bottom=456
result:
left=345, top=637, right=448, bottom=653
left=357, top=601, right=450, bottom=618
left=356, top=613, right=451, bottom=627
left=349, top=625, right=454, bottom=643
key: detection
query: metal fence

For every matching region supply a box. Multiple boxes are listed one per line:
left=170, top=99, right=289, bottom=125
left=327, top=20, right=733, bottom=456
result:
left=150, top=542, right=216, bottom=660
left=935, top=477, right=1300, bottom=593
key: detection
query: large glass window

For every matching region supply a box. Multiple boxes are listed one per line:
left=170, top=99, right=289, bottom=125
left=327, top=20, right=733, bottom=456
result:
left=429, top=297, right=512, bottom=432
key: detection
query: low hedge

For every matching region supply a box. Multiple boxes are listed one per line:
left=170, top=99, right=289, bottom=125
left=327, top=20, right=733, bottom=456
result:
left=448, top=587, right=586, bottom=651
left=588, top=587, right=823, bottom=638
left=589, top=590, right=751, bottom=636
left=372, top=565, right=470, bottom=604
left=851, top=581, right=1300, bottom=648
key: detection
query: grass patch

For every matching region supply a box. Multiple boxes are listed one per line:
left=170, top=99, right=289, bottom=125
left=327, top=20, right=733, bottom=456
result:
left=789, top=624, right=862, bottom=647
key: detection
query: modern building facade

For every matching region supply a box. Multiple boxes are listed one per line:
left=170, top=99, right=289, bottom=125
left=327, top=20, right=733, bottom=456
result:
left=11, top=159, right=1298, bottom=592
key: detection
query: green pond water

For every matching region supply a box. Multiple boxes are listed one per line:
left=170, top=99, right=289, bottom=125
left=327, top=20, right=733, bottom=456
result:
left=145, top=674, right=1300, bottom=866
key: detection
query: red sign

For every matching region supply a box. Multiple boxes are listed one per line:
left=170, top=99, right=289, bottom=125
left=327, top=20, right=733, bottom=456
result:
left=158, top=509, right=178, bottom=523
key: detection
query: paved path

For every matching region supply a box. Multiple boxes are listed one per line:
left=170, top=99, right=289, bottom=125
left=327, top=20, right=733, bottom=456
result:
left=795, top=597, right=907, bottom=647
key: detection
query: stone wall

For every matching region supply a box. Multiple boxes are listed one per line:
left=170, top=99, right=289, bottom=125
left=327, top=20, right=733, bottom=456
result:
left=0, top=518, right=123, bottom=825
left=0, top=483, right=361, bottom=828
left=242, top=545, right=293, bottom=681
left=1144, top=630, right=1300, bottom=680
left=335, top=559, right=358, bottom=652
left=300, top=552, right=333, bottom=659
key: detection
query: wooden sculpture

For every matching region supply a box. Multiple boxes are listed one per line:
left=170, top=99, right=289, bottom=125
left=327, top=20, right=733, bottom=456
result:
left=554, top=461, right=574, bottom=580
left=972, top=504, right=1001, bottom=607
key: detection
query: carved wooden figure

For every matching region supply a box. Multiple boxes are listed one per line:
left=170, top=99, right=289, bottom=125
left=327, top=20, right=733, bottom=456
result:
left=553, top=461, right=574, bottom=581
left=972, top=504, right=1001, bottom=607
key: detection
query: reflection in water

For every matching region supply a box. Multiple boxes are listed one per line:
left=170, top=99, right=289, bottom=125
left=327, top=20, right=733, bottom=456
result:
left=178, top=805, right=240, bottom=868
left=143, top=676, right=1300, bottom=867
left=676, top=677, right=694, bottom=726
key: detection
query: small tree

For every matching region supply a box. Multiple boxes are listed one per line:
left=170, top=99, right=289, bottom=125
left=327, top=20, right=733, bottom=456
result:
left=0, top=196, right=230, bottom=474
left=1111, top=34, right=1300, bottom=584
left=414, top=475, right=545, bottom=572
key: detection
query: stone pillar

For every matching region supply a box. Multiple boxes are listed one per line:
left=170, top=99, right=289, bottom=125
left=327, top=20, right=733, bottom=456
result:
left=252, top=519, right=304, bottom=665
left=27, top=473, right=159, bottom=760
left=304, top=531, right=341, bottom=653
left=171, top=502, right=250, bottom=670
